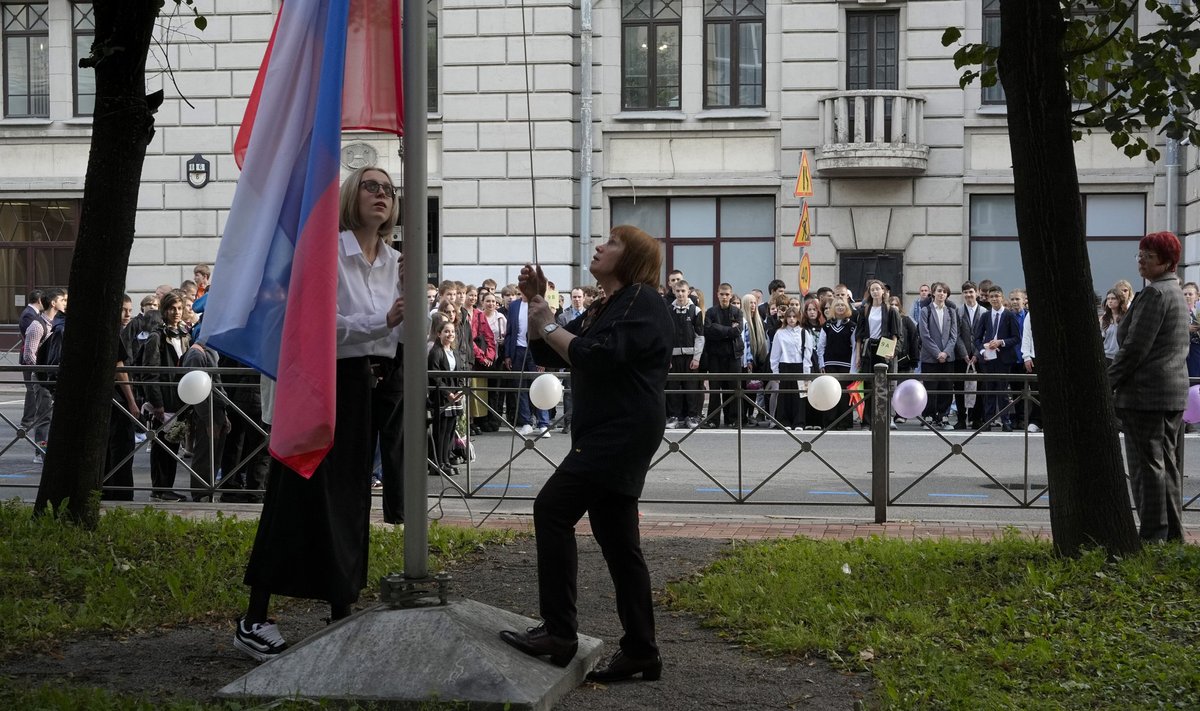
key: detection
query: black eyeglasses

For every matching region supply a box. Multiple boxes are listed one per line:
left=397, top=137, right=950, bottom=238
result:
left=360, top=180, right=396, bottom=198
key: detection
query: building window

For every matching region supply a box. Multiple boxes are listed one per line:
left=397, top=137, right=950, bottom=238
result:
left=0, top=198, right=79, bottom=324
left=427, top=0, right=437, bottom=113
left=981, top=0, right=1004, bottom=105
left=846, top=10, right=898, bottom=141
left=2, top=2, right=50, bottom=118
left=968, top=193, right=1144, bottom=299
left=611, top=195, right=775, bottom=299
left=72, top=2, right=95, bottom=116
left=621, top=0, right=681, bottom=110
left=703, top=0, right=765, bottom=109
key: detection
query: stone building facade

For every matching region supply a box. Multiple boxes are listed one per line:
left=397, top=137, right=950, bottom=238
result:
left=0, top=0, right=1196, bottom=329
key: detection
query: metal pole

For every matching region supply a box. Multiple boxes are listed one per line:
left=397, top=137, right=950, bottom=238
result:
left=402, top=0, right=430, bottom=579
left=872, top=363, right=889, bottom=523
left=577, top=0, right=594, bottom=287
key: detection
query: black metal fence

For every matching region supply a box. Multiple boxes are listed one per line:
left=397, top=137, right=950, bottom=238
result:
left=2, top=364, right=1197, bottom=522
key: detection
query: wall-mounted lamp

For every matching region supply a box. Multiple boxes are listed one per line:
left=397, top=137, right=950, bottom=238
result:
left=186, top=154, right=211, bottom=189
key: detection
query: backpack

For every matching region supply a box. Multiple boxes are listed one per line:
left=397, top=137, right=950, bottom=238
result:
left=34, top=320, right=65, bottom=387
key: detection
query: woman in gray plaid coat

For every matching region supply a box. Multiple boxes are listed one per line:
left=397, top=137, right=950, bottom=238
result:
left=1108, top=231, right=1189, bottom=542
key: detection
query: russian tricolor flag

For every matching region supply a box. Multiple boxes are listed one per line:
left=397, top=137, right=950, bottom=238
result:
left=202, top=0, right=403, bottom=477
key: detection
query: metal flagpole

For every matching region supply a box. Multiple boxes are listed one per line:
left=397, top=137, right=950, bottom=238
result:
left=401, top=0, right=429, bottom=578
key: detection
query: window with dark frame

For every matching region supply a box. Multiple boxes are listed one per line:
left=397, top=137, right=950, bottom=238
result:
left=968, top=193, right=1145, bottom=298
left=981, top=0, right=1005, bottom=105
left=2, top=2, right=50, bottom=118
left=610, top=195, right=775, bottom=300
left=621, top=0, right=681, bottom=111
left=703, top=0, right=765, bottom=109
left=846, top=10, right=898, bottom=141
left=427, top=0, right=438, bottom=113
left=72, top=2, right=95, bottom=116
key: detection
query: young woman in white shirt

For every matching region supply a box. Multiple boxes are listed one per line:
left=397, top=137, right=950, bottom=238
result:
left=770, top=307, right=814, bottom=429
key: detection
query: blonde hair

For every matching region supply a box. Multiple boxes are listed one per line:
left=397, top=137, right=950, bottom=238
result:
left=741, top=294, right=768, bottom=363
left=338, top=166, right=399, bottom=238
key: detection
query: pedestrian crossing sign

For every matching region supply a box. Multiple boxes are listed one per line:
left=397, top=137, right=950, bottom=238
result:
left=793, top=201, right=811, bottom=247
left=794, top=151, right=813, bottom=197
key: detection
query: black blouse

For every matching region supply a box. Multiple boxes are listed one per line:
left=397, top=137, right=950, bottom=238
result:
left=531, top=283, right=673, bottom=497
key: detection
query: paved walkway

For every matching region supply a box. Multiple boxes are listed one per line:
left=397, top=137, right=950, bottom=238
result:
left=141, top=501, right=1200, bottom=543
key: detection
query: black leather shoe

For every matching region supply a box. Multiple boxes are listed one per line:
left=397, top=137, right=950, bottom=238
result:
left=499, top=624, right=577, bottom=667
left=586, top=649, right=662, bottom=682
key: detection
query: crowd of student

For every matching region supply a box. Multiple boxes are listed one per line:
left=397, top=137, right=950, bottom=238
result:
left=418, top=268, right=1173, bottom=441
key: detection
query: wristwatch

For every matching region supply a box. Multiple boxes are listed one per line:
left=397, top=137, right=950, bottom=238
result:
left=542, top=323, right=560, bottom=336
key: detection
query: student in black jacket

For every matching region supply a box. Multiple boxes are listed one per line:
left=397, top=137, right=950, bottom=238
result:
left=701, top=283, right=744, bottom=427
left=500, top=225, right=670, bottom=683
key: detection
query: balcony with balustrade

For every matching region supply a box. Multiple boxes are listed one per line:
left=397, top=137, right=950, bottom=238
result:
left=815, top=90, right=929, bottom=176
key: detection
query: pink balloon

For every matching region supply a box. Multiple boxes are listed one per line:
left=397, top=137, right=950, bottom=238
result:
left=891, top=379, right=928, bottom=420
left=1184, top=385, right=1200, bottom=424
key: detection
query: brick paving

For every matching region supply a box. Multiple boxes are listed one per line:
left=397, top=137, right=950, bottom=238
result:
left=146, top=502, right=1200, bottom=543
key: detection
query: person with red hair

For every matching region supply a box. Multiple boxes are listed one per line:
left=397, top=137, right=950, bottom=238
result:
left=1109, top=231, right=1188, bottom=541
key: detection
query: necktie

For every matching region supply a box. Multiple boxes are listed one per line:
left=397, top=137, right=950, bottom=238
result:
left=992, top=312, right=999, bottom=338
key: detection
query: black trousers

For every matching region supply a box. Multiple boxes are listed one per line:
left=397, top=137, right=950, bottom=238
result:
left=666, top=354, right=701, bottom=420
left=775, top=362, right=806, bottom=427
left=821, top=365, right=852, bottom=429
left=705, top=356, right=740, bottom=426
left=533, top=472, right=658, bottom=658
left=921, top=360, right=954, bottom=420
left=979, top=359, right=1012, bottom=426
left=372, top=365, right=405, bottom=524
left=150, top=432, right=180, bottom=495
left=221, top=406, right=269, bottom=492
left=102, top=404, right=135, bottom=501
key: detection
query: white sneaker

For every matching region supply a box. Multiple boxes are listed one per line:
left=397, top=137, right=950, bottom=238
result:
left=1027, top=424, right=1040, bottom=433
left=686, top=417, right=701, bottom=429
left=516, top=424, right=534, bottom=436
left=665, top=418, right=679, bottom=430
left=33, top=453, right=43, bottom=464
left=537, top=426, right=551, bottom=439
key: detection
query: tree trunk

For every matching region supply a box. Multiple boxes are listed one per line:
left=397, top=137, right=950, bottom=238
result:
left=998, top=1, right=1140, bottom=557
left=33, top=1, right=160, bottom=525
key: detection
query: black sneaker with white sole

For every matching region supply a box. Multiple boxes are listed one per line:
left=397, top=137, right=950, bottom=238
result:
left=234, top=616, right=287, bottom=662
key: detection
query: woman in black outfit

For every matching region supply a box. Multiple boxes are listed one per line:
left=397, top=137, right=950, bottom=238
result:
left=141, top=290, right=191, bottom=501
left=427, top=318, right=464, bottom=475
left=233, top=166, right=405, bottom=662
left=854, top=279, right=901, bottom=429
left=499, top=225, right=672, bottom=682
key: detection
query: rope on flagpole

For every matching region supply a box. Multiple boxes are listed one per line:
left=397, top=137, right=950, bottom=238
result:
left=429, top=0, right=546, bottom=530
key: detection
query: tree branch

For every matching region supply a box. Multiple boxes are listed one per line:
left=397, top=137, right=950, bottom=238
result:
left=1064, top=1, right=1136, bottom=59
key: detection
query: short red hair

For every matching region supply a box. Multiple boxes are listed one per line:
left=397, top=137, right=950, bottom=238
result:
left=1140, top=231, right=1181, bottom=271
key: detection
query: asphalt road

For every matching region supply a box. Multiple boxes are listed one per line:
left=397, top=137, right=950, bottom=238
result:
left=6, top=390, right=1197, bottom=527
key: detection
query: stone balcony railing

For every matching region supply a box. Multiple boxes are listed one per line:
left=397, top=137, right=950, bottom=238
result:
left=816, top=90, right=929, bottom=176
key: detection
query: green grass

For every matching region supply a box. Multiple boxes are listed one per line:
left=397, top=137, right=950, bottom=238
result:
left=0, top=499, right=513, bottom=657
left=665, top=534, right=1200, bottom=710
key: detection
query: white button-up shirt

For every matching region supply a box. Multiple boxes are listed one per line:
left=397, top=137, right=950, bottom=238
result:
left=335, top=230, right=403, bottom=359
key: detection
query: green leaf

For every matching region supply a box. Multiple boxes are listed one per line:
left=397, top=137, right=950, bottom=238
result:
left=194, top=15, right=207, bottom=31
left=942, top=26, right=963, bottom=47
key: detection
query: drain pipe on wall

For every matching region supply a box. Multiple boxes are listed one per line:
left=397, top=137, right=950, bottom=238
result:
left=578, top=0, right=594, bottom=287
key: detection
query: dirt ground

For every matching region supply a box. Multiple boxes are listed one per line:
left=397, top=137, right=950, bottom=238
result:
left=1, top=535, right=871, bottom=709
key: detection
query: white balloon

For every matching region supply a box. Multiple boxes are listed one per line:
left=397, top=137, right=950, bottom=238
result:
left=807, top=374, right=842, bottom=412
left=177, top=370, right=213, bottom=406
left=529, top=373, right=564, bottom=411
